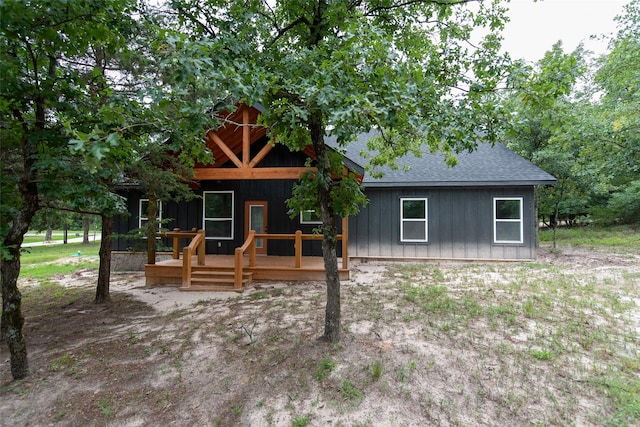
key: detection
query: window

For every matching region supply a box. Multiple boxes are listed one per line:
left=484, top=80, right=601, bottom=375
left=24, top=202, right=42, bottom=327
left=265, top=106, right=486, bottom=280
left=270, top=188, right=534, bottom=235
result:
left=300, top=209, right=322, bottom=224
left=204, top=191, right=234, bottom=239
left=139, top=199, right=162, bottom=231
left=400, top=198, right=428, bottom=242
left=494, top=197, right=523, bottom=244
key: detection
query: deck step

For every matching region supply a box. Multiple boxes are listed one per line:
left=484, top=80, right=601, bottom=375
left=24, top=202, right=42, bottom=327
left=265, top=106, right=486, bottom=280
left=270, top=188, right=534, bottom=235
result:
left=191, top=270, right=252, bottom=278
left=180, top=269, right=253, bottom=292
left=179, top=283, right=248, bottom=293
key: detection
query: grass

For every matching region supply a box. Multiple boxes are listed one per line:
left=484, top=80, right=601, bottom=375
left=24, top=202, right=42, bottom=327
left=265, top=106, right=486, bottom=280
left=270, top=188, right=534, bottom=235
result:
left=338, top=379, right=364, bottom=402
left=540, top=224, right=640, bottom=251
left=17, top=242, right=100, bottom=280
left=20, top=242, right=100, bottom=265
left=49, top=353, right=76, bottom=372
left=22, top=281, right=84, bottom=307
left=20, top=261, right=99, bottom=280
left=23, top=230, right=94, bottom=244
left=596, top=373, right=640, bottom=425
left=370, top=360, right=383, bottom=380
left=528, top=348, right=554, bottom=361
left=314, top=357, right=336, bottom=381
left=292, top=414, right=311, bottom=427
left=96, top=398, right=115, bottom=418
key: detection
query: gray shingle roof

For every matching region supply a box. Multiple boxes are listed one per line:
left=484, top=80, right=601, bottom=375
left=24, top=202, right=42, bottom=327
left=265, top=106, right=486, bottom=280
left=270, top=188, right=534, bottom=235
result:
left=329, top=132, right=557, bottom=187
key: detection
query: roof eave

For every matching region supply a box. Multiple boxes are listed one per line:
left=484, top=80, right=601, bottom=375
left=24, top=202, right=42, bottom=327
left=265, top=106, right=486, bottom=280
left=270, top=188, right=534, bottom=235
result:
left=362, top=179, right=557, bottom=188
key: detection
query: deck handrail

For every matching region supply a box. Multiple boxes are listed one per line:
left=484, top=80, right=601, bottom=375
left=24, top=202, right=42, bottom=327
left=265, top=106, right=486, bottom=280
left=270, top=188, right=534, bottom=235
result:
left=235, top=230, right=347, bottom=275
left=234, top=230, right=256, bottom=288
left=254, top=232, right=346, bottom=269
left=158, top=228, right=200, bottom=260
left=181, top=229, right=205, bottom=288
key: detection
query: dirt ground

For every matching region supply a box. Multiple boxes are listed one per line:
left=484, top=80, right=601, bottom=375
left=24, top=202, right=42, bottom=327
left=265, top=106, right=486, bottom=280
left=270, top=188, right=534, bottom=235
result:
left=1, top=245, right=639, bottom=426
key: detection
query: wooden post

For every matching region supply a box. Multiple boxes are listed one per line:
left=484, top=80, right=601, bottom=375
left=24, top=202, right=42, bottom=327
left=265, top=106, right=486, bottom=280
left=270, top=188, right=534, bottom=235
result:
left=172, top=228, right=181, bottom=259
left=342, top=217, right=349, bottom=269
left=234, top=247, right=243, bottom=288
left=249, top=230, right=256, bottom=267
left=197, top=229, right=205, bottom=266
left=295, top=230, right=302, bottom=268
left=242, top=107, right=250, bottom=167
left=182, top=246, right=191, bottom=288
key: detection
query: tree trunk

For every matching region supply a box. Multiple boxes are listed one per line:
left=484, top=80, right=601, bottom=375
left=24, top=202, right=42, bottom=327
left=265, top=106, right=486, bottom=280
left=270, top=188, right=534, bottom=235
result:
left=551, top=178, right=567, bottom=250
left=534, top=197, right=539, bottom=249
left=45, top=227, right=52, bottom=242
left=83, top=216, right=90, bottom=244
left=552, top=203, right=559, bottom=250
left=1, top=169, right=39, bottom=378
left=63, top=225, right=68, bottom=244
left=1, top=249, right=30, bottom=380
left=309, top=113, right=341, bottom=342
left=146, top=194, right=158, bottom=265
left=321, top=223, right=340, bottom=342
left=94, top=215, right=112, bottom=304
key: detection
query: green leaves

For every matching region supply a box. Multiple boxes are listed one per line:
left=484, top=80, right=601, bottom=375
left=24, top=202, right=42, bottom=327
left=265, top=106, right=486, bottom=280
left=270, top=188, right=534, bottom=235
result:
left=1, top=0, right=219, bottom=234
left=502, top=1, right=640, bottom=225
left=286, top=160, right=367, bottom=221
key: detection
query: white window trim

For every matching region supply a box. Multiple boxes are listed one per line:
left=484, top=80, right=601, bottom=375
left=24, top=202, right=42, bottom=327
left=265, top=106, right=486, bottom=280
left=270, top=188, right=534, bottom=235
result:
left=203, top=191, right=234, bottom=240
left=139, top=199, right=163, bottom=231
left=400, top=197, right=428, bottom=243
left=300, top=209, right=322, bottom=225
left=493, top=197, right=524, bottom=244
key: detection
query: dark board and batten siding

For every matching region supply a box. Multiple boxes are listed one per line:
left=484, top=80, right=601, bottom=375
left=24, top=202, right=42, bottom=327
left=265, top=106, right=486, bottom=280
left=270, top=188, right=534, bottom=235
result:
left=113, top=141, right=333, bottom=256
left=349, top=186, right=537, bottom=261
left=112, top=192, right=201, bottom=253
left=112, top=179, right=332, bottom=257
left=197, top=179, right=327, bottom=256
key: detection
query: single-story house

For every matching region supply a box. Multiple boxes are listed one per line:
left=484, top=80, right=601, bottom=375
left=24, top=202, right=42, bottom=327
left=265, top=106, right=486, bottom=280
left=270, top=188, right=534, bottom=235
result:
left=337, top=132, right=557, bottom=261
left=112, top=104, right=555, bottom=289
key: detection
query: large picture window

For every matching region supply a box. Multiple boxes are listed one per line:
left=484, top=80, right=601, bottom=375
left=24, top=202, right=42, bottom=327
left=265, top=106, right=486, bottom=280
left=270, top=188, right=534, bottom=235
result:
left=494, top=197, right=523, bottom=244
left=139, top=199, right=162, bottom=231
left=400, top=198, right=428, bottom=242
left=204, top=191, right=234, bottom=239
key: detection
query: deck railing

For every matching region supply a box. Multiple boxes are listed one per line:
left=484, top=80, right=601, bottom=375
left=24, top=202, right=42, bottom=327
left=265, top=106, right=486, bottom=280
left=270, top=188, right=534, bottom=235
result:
left=181, top=230, right=205, bottom=288
left=234, top=230, right=256, bottom=288
left=159, top=224, right=349, bottom=289
left=158, top=228, right=205, bottom=288
left=157, top=228, right=201, bottom=260
left=234, top=229, right=348, bottom=287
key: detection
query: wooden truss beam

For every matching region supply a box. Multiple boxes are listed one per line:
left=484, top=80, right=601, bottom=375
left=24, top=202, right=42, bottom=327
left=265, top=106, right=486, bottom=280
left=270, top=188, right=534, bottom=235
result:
left=194, top=167, right=315, bottom=180
left=202, top=105, right=359, bottom=182
left=249, top=142, right=273, bottom=168
left=243, top=107, right=250, bottom=167
left=210, top=133, right=242, bottom=168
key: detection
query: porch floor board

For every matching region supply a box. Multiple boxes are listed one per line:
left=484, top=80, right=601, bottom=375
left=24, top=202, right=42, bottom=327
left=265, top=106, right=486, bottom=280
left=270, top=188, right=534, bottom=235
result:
left=144, top=255, right=349, bottom=288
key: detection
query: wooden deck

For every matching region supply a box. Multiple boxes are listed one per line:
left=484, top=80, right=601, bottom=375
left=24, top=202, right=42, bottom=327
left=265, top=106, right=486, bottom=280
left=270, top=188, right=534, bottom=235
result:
left=145, top=254, right=349, bottom=291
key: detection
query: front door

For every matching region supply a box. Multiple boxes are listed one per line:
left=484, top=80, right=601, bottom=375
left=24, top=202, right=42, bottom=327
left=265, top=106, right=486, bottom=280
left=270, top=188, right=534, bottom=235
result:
left=245, top=201, right=267, bottom=254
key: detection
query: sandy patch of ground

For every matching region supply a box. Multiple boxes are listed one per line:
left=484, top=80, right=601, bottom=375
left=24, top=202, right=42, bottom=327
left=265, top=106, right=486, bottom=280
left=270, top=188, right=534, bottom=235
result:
left=1, top=245, right=639, bottom=426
